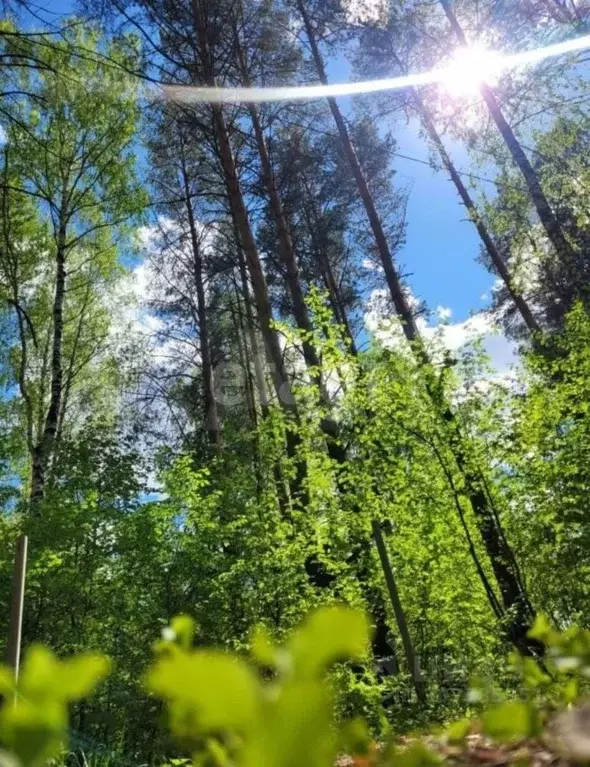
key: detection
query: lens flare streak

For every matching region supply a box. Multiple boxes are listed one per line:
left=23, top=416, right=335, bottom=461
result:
left=160, top=34, right=590, bottom=104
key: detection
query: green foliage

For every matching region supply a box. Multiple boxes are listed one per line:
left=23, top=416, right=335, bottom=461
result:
left=446, top=614, right=590, bottom=745
left=0, top=647, right=109, bottom=766
left=2, top=611, right=590, bottom=767
left=481, top=700, right=541, bottom=743
left=147, top=606, right=371, bottom=767
left=499, top=304, right=590, bottom=622
left=0, top=0, right=589, bottom=763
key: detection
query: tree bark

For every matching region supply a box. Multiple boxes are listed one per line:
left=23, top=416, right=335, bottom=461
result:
left=402, top=76, right=540, bottom=334
left=236, top=244, right=271, bottom=415
left=297, top=0, right=420, bottom=344
left=191, top=0, right=297, bottom=418
left=231, top=278, right=259, bottom=430
left=233, top=54, right=347, bottom=456
left=231, top=19, right=322, bottom=368
left=439, top=0, right=577, bottom=270
left=372, top=519, right=426, bottom=704
left=191, top=0, right=314, bottom=514
left=213, top=106, right=296, bottom=412
left=236, top=241, right=293, bottom=518
left=229, top=278, right=268, bottom=502
left=54, top=280, right=93, bottom=456
left=298, top=0, right=539, bottom=654
left=30, top=221, right=67, bottom=509
left=247, top=102, right=330, bottom=383
left=301, top=186, right=358, bottom=354
left=179, top=142, right=221, bottom=447
left=234, top=29, right=360, bottom=358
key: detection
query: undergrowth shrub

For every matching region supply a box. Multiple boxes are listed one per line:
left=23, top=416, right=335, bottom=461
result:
left=0, top=608, right=589, bottom=767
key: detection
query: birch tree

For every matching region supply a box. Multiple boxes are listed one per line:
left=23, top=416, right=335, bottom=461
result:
left=0, top=28, right=145, bottom=509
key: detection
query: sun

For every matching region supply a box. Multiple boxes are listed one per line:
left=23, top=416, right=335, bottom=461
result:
left=439, top=45, right=503, bottom=96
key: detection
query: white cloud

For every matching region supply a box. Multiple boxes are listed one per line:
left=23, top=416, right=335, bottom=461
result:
left=435, top=305, right=452, bottom=321
left=365, top=288, right=518, bottom=375
left=130, top=262, right=151, bottom=304
left=480, top=332, right=518, bottom=375
left=0, top=125, right=7, bottom=145
left=109, top=242, right=180, bottom=372
left=362, top=258, right=381, bottom=271
left=131, top=219, right=200, bottom=358
left=422, top=311, right=494, bottom=351
left=344, top=0, right=387, bottom=24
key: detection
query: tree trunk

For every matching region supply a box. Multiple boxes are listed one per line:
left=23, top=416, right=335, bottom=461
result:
left=232, top=20, right=322, bottom=372
left=236, top=244, right=271, bottom=415
left=179, top=144, right=221, bottom=447
left=439, top=0, right=577, bottom=269
left=187, top=0, right=310, bottom=513
left=191, top=0, right=297, bottom=418
left=213, top=106, right=296, bottom=414
left=236, top=242, right=293, bottom=518
left=301, top=189, right=358, bottom=354
left=237, top=80, right=346, bottom=457
left=372, top=519, right=426, bottom=704
left=297, top=0, right=420, bottom=344
left=230, top=9, right=396, bottom=664
left=298, top=0, right=539, bottom=654
left=231, top=279, right=259, bottom=430
left=234, top=9, right=358, bottom=359
left=54, top=280, right=93, bottom=456
left=220, top=179, right=308, bottom=504
left=247, top=102, right=330, bottom=387
left=229, top=278, right=267, bottom=502
left=403, top=78, right=540, bottom=334
left=30, top=225, right=67, bottom=509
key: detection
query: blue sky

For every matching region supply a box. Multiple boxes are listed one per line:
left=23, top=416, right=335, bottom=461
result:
left=13, top=0, right=520, bottom=379
left=30, top=0, right=495, bottom=326
left=325, top=44, right=495, bottom=325
left=388, top=122, right=492, bottom=320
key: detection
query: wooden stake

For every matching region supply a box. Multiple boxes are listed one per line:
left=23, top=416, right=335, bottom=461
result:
left=5, top=534, right=28, bottom=680
left=371, top=520, right=426, bottom=704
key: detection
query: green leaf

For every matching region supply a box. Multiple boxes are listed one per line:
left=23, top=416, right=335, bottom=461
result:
left=446, top=718, right=471, bottom=744
left=169, top=615, right=197, bottom=651
left=521, top=657, right=550, bottom=689
left=0, top=699, right=65, bottom=767
left=19, top=646, right=109, bottom=702
left=18, top=646, right=57, bottom=698
left=0, top=645, right=110, bottom=766
left=147, top=651, right=259, bottom=735
left=482, top=701, right=540, bottom=742
left=246, top=681, right=334, bottom=767
left=394, top=744, right=443, bottom=767
left=339, top=718, right=372, bottom=756
left=53, top=654, right=111, bottom=700
left=0, top=669, right=15, bottom=696
left=288, top=607, right=371, bottom=679
left=527, top=614, right=553, bottom=643
left=250, top=625, right=279, bottom=669
left=563, top=678, right=578, bottom=705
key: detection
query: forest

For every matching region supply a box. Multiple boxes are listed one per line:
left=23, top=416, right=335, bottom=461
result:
left=0, top=0, right=589, bottom=764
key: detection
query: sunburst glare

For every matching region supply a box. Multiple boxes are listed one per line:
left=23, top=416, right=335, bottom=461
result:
left=162, top=34, right=590, bottom=104
left=439, top=45, right=503, bottom=96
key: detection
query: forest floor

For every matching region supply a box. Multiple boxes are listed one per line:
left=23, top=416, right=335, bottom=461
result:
left=338, top=738, right=569, bottom=767
left=337, top=711, right=590, bottom=767
left=424, top=734, right=566, bottom=767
